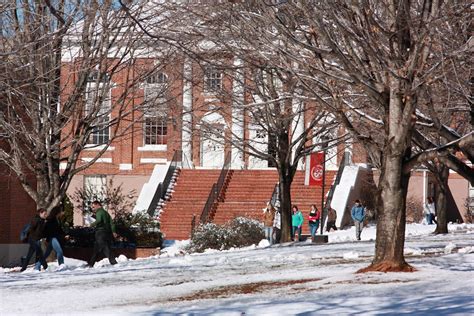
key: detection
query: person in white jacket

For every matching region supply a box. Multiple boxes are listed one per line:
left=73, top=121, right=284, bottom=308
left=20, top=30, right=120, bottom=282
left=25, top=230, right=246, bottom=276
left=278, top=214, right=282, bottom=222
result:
left=424, top=197, right=436, bottom=225
left=272, top=201, right=281, bottom=243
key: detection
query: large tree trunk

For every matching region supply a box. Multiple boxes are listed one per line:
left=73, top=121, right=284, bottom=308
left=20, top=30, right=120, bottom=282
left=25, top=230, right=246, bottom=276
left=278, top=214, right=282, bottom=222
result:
left=278, top=175, right=293, bottom=242
left=360, top=75, right=416, bottom=273
left=434, top=165, right=449, bottom=234
left=359, top=153, right=414, bottom=272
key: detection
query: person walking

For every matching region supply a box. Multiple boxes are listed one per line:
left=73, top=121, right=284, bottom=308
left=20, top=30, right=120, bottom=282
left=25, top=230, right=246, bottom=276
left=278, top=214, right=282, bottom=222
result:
left=272, top=202, right=281, bottom=244
left=35, top=206, right=69, bottom=271
left=351, top=200, right=366, bottom=241
left=87, top=201, right=118, bottom=267
left=423, top=196, right=434, bottom=225
left=326, top=208, right=338, bottom=232
left=21, top=208, right=48, bottom=272
left=308, top=205, right=321, bottom=240
left=291, top=205, right=304, bottom=241
left=262, top=202, right=276, bottom=244
left=424, top=197, right=436, bottom=225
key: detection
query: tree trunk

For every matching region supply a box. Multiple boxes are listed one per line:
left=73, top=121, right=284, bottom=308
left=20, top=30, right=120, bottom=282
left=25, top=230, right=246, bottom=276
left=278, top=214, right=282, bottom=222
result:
left=434, top=165, right=449, bottom=234
left=359, top=153, right=415, bottom=272
left=278, top=175, right=293, bottom=242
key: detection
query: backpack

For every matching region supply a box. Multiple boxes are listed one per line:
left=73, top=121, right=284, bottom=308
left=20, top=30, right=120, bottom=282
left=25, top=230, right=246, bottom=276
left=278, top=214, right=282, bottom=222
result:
left=20, top=223, right=31, bottom=243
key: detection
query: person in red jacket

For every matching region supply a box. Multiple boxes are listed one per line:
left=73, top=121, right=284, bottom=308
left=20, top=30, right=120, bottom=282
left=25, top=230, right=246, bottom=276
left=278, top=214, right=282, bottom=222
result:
left=308, top=204, right=321, bottom=240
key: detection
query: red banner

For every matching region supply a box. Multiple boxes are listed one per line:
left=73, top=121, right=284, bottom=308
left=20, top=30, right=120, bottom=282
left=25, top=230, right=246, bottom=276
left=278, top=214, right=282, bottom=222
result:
left=309, top=152, right=325, bottom=186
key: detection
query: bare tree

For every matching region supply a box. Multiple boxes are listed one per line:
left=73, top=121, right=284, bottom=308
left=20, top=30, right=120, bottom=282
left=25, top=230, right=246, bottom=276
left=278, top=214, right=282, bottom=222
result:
left=145, top=3, right=344, bottom=242
left=191, top=1, right=474, bottom=272
left=0, top=1, right=176, bottom=211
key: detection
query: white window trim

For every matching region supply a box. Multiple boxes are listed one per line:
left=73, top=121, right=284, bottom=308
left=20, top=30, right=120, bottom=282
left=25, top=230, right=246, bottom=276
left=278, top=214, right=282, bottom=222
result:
left=137, top=145, right=167, bottom=151
left=81, top=157, right=113, bottom=163
left=119, top=163, right=133, bottom=170
left=140, top=158, right=167, bottom=164
left=84, top=144, right=115, bottom=151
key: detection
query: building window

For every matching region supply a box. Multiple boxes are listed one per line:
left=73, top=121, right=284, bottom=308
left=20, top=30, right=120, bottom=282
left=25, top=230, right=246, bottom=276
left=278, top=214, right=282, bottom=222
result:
left=143, top=81, right=168, bottom=146
left=83, top=175, right=107, bottom=211
left=146, top=72, right=168, bottom=85
left=144, top=115, right=167, bottom=145
left=204, top=67, right=222, bottom=92
left=85, top=79, right=111, bottom=145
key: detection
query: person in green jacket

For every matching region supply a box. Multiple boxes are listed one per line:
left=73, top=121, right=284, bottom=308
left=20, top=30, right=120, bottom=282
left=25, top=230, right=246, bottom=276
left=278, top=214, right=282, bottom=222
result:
left=291, top=205, right=304, bottom=241
left=87, top=200, right=118, bottom=267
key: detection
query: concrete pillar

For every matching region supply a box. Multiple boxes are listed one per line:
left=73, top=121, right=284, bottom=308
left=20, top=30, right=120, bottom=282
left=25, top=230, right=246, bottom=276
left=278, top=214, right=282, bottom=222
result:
left=181, top=59, right=193, bottom=168
left=231, top=58, right=245, bottom=169
left=292, top=97, right=305, bottom=170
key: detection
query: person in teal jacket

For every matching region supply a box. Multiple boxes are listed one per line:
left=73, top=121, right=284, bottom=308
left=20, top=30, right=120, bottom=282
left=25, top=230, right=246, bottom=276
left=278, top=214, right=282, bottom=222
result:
left=87, top=200, right=118, bottom=267
left=291, top=205, right=304, bottom=241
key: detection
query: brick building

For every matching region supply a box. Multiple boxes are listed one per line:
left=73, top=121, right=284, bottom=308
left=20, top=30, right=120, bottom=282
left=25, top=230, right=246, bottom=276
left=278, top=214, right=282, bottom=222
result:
left=1, top=56, right=471, bottom=267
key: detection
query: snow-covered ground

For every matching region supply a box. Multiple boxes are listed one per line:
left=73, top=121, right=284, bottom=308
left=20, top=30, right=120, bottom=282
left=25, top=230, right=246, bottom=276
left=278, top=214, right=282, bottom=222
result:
left=1, top=223, right=473, bottom=315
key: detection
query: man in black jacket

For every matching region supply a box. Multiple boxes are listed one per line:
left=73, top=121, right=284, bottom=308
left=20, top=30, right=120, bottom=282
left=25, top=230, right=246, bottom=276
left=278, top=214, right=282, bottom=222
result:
left=21, top=208, right=48, bottom=272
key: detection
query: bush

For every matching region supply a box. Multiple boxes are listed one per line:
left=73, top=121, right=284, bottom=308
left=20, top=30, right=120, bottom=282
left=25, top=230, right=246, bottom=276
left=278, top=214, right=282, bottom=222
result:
left=65, top=213, right=163, bottom=249
left=115, top=212, right=163, bottom=248
left=65, top=227, right=95, bottom=248
left=187, top=217, right=264, bottom=253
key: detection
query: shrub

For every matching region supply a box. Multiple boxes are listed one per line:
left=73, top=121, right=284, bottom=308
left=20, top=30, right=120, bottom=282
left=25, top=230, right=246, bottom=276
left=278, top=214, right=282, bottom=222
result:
left=65, top=213, right=163, bottom=249
left=115, top=212, right=163, bottom=248
left=187, top=217, right=264, bottom=253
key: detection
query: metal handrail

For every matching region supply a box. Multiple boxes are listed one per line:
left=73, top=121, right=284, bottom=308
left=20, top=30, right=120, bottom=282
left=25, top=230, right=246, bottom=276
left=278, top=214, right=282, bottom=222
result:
left=161, top=150, right=182, bottom=200
left=200, top=183, right=217, bottom=223
left=199, top=152, right=232, bottom=224
left=146, top=150, right=182, bottom=217
left=147, top=183, right=163, bottom=217
left=320, top=152, right=349, bottom=233
left=215, top=152, right=232, bottom=201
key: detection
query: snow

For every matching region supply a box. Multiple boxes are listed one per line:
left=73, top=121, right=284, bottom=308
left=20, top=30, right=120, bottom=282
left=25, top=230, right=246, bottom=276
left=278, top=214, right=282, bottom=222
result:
left=330, top=164, right=368, bottom=227
left=1, top=223, right=474, bottom=315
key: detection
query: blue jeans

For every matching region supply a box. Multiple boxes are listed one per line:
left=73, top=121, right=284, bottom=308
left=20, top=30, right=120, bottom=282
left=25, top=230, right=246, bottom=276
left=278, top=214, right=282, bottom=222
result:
left=425, top=214, right=432, bottom=225
left=309, top=222, right=319, bottom=238
left=22, top=239, right=47, bottom=271
left=264, top=226, right=273, bottom=244
left=292, top=226, right=302, bottom=241
left=35, top=237, right=64, bottom=270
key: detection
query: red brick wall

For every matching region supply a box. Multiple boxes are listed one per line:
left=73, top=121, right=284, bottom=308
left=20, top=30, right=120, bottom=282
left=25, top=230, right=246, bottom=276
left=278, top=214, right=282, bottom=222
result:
left=0, top=166, right=36, bottom=244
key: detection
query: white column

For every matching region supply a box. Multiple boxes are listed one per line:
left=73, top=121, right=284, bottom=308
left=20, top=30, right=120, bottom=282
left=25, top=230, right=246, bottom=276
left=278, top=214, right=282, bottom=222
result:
left=292, top=97, right=305, bottom=170
left=181, top=59, right=193, bottom=168
left=231, top=58, right=245, bottom=169
left=423, top=170, right=427, bottom=205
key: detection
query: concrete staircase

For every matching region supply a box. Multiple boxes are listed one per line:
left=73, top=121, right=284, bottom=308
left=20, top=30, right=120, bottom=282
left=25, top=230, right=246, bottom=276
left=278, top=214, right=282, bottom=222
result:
left=159, top=169, right=336, bottom=240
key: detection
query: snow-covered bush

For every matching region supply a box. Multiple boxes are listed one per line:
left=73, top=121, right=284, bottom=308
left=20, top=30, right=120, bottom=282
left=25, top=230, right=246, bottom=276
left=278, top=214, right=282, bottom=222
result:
left=188, top=217, right=264, bottom=253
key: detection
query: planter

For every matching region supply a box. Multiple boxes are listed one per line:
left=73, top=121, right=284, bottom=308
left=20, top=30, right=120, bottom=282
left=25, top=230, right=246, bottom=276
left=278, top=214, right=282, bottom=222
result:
left=63, top=247, right=160, bottom=262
